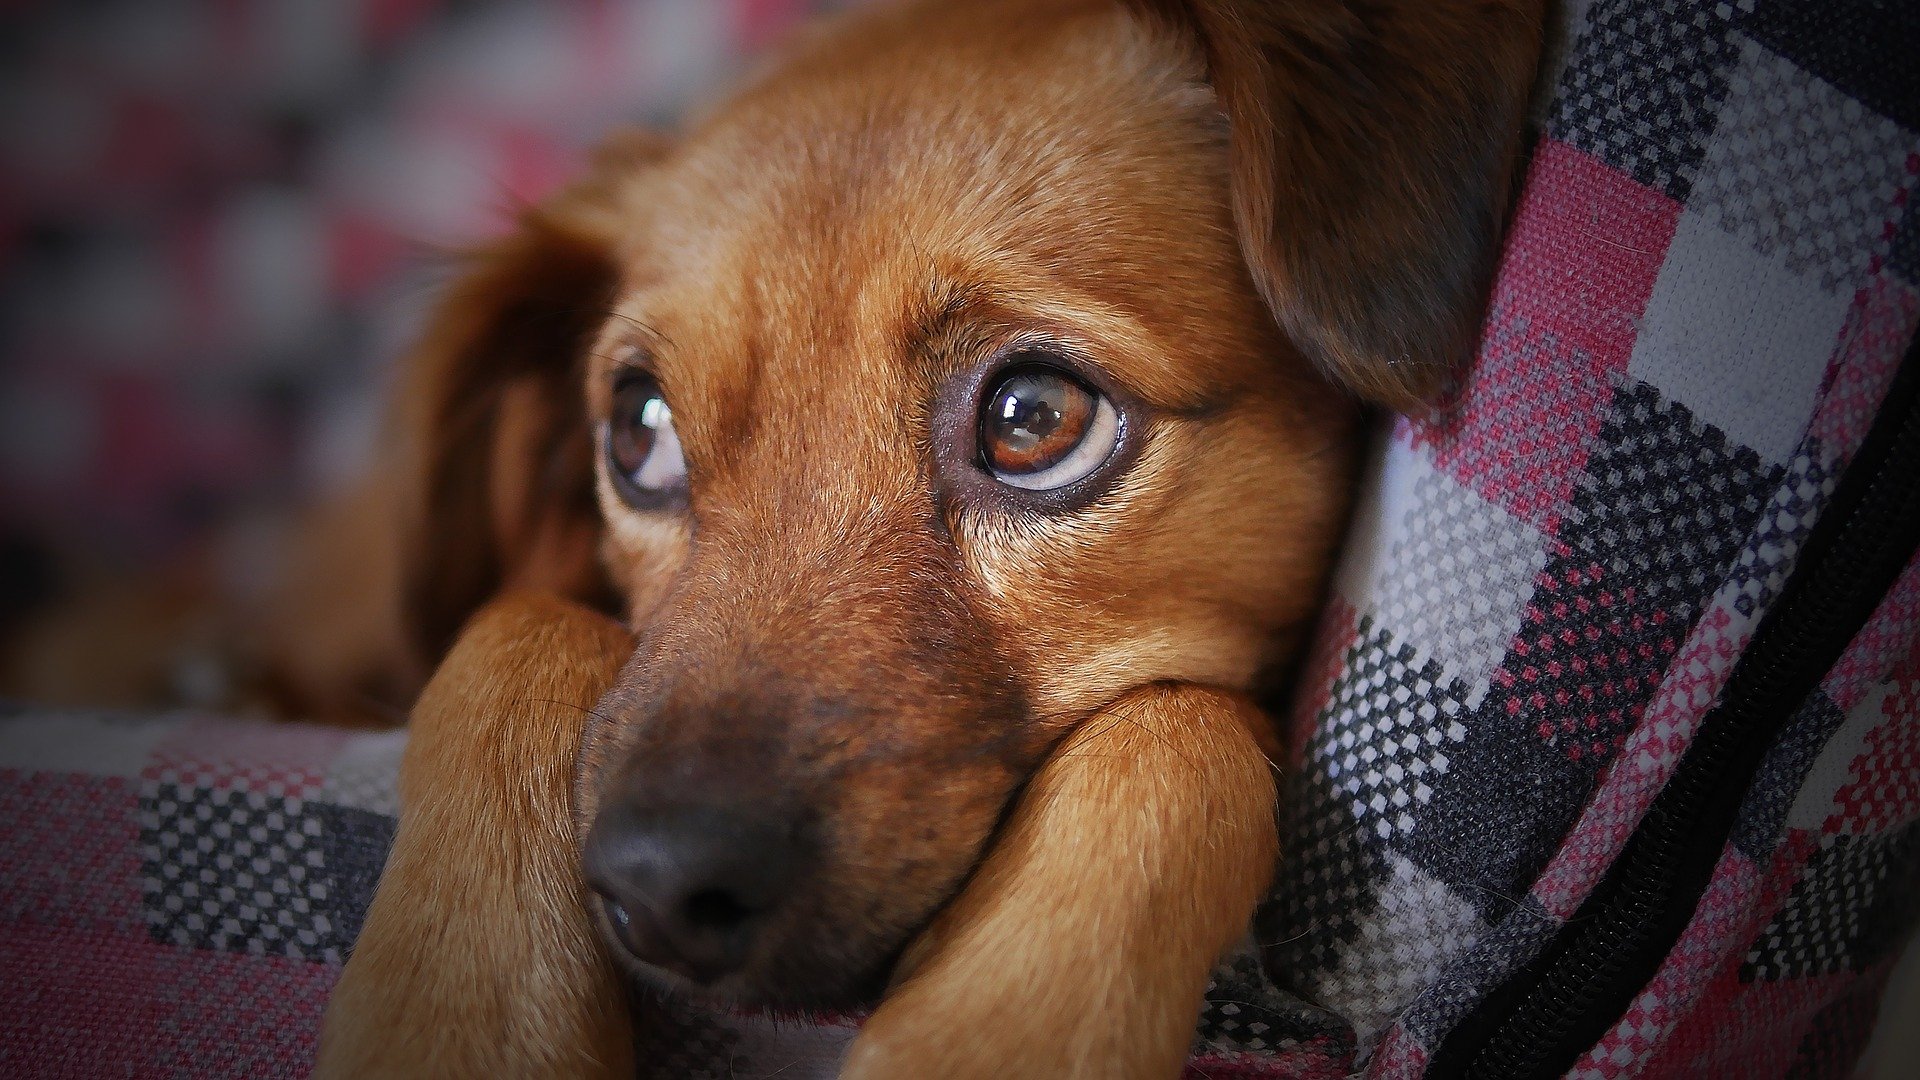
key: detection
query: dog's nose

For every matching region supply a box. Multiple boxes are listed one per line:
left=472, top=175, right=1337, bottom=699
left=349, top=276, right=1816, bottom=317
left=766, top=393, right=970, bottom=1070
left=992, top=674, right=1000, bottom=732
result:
left=582, top=800, right=807, bottom=983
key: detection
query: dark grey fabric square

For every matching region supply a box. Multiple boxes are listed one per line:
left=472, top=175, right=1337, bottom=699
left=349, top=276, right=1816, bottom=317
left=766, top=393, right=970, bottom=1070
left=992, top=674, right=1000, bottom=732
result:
left=1548, top=0, right=1741, bottom=200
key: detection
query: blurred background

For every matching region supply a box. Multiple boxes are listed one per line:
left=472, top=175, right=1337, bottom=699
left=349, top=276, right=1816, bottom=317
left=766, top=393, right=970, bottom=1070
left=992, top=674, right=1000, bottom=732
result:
left=0, top=0, right=838, bottom=645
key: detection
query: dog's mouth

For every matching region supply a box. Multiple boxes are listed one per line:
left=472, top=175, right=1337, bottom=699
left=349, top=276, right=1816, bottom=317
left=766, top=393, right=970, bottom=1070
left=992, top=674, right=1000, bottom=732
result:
left=587, top=870, right=927, bottom=1012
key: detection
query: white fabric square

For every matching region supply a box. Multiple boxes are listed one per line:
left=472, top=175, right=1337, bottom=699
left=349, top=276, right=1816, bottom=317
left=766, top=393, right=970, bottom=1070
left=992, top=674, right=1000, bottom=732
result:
left=1628, top=209, right=1851, bottom=466
left=1374, top=469, right=1552, bottom=700
left=1784, top=680, right=1892, bottom=836
left=318, top=727, right=406, bottom=817
left=1332, top=423, right=1431, bottom=610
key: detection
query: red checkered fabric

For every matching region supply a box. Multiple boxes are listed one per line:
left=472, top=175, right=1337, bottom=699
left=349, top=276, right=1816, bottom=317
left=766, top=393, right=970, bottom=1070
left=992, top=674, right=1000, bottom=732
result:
left=3, top=1, right=1918, bottom=1078
left=0, top=713, right=401, bottom=1078
left=1238, top=2, right=1920, bottom=1077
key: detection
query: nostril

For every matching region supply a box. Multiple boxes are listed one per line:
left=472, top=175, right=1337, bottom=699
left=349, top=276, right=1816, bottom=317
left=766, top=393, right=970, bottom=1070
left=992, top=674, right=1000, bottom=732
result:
left=602, top=894, right=633, bottom=934
left=683, top=887, right=757, bottom=931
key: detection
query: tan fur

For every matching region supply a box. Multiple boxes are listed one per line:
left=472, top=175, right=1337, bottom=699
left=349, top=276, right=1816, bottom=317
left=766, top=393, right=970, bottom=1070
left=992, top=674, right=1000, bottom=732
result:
left=844, top=684, right=1279, bottom=1079
left=1134, top=0, right=1544, bottom=410
left=314, top=593, right=633, bottom=1078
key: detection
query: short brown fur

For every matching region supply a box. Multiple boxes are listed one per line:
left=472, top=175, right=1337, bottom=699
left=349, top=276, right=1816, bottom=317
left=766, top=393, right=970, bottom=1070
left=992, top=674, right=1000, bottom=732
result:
left=316, top=593, right=634, bottom=1077
left=151, top=0, right=1537, bottom=1074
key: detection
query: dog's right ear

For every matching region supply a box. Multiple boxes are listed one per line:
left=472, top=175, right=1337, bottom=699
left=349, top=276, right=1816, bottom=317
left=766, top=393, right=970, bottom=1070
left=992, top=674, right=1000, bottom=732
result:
left=1136, top=0, right=1544, bottom=412
left=392, top=132, right=666, bottom=666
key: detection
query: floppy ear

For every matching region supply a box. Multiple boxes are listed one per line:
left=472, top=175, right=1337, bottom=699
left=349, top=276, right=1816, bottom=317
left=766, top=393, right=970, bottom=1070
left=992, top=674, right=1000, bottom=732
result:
left=1139, top=0, right=1544, bottom=412
left=392, top=132, right=666, bottom=664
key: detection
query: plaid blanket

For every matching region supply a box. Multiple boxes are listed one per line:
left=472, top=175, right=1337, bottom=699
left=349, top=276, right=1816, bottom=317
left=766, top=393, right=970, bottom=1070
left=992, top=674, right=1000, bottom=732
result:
left=4, top=0, right=1919, bottom=1077
left=0, top=712, right=399, bottom=1077
left=1223, top=0, right=1920, bottom=1076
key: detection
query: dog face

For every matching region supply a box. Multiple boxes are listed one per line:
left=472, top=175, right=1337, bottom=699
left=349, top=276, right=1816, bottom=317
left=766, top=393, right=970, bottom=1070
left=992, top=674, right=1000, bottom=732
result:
left=572, top=4, right=1360, bottom=1004
left=395, top=0, right=1540, bottom=1008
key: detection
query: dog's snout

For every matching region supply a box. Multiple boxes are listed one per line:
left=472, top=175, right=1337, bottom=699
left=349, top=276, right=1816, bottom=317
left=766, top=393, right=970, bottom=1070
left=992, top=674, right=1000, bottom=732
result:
left=583, top=800, right=808, bottom=984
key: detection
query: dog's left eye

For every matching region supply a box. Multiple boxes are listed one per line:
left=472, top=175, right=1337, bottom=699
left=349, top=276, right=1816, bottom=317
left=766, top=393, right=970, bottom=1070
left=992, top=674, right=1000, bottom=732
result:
left=980, top=363, right=1119, bottom=491
left=605, top=373, right=687, bottom=505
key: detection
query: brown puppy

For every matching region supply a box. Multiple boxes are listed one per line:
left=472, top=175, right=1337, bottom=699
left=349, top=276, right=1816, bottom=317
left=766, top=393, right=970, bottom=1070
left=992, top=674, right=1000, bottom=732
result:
left=320, top=0, right=1543, bottom=1075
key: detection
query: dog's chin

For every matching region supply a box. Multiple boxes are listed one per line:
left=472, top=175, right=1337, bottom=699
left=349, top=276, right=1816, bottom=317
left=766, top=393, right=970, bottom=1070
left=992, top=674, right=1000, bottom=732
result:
left=615, top=956, right=890, bottom=1015
left=593, top=910, right=900, bottom=1013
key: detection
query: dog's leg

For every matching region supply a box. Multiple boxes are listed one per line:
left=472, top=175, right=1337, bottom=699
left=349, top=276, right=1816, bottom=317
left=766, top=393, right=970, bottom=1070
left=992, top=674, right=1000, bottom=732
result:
left=314, top=591, right=635, bottom=1079
left=842, top=683, right=1279, bottom=1080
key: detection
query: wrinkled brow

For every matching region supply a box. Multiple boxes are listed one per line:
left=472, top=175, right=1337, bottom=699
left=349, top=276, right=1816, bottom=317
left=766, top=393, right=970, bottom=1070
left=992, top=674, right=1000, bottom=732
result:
left=901, top=272, right=1229, bottom=416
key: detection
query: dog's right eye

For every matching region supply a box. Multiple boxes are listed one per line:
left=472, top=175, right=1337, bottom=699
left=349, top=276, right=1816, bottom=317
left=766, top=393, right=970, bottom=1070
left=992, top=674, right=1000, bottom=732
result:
left=979, top=363, right=1119, bottom=492
left=605, top=373, right=687, bottom=507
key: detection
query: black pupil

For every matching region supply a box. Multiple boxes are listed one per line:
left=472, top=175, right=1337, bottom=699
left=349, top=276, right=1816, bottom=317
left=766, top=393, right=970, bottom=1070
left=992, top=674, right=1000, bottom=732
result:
left=992, top=373, right=1067, bottom=456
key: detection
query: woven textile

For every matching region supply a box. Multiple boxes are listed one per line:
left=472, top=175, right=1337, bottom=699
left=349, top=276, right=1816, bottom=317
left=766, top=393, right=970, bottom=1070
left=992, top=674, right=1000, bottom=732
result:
left=1236, top=1, right=1920, bottom=1076
left=0, top=713, right=393, bottom=1078
left=3, top=1, right=1918, bottom=1077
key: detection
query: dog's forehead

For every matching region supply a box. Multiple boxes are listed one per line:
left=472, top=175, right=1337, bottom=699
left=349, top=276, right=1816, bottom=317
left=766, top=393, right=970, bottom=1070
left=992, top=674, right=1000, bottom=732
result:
left=600, top=0, right=1255, bottom=410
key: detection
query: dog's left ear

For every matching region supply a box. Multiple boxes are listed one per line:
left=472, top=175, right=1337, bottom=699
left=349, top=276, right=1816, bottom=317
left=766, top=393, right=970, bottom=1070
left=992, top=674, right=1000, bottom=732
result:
left=1137, top=0, right=1544, bottom=412
left=392, top=132, right=666, bottom=665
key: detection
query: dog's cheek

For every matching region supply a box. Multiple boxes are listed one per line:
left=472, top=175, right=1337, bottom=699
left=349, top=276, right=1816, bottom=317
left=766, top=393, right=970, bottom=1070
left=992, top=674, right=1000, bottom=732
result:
left=596, top=507, right=689, bottom=628
left=960, top=403, right=1359, bottom=717
left=777, top=757, right=1019, bottom=997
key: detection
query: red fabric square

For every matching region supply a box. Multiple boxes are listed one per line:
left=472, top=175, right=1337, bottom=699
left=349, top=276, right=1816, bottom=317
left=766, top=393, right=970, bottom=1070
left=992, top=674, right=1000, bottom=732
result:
left=1414, top=140, right=1681, bottom=531
left=1824, top=644, right=1920, bottom=836
left=1635, top=967, right=1887, bottom=1079
left=0, top=771, right=142, bottom=934
left=0, top=926, right=169, bottom=1078
left=1808, top=275, right=1920, bottom=454
left=1367, top=1026, right=1432, bottom=1080
left=149, top=947, right=337, bottom=1079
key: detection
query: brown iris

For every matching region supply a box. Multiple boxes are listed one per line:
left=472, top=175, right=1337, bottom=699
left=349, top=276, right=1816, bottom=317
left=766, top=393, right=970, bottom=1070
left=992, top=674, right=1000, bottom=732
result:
left=605, top=372, right=687, bottom=507
left=981, top=366, right=1097, bottom=477
left=609, top=375, right=662, bottom=477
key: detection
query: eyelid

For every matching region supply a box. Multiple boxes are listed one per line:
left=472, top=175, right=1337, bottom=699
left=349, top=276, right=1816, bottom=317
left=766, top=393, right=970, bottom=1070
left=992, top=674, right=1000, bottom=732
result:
left=606, top=341, right=659, bottom=378
left=610, top=351, right=653, bottom=380
left=978, top=337, right=1145, bottom=422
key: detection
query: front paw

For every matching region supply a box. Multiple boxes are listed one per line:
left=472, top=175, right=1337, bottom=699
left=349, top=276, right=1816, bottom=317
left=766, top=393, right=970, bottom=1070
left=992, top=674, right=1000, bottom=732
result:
left=842, top=684, right=1279, bottom=1080
left=314, top=593, right=637, bottom=1078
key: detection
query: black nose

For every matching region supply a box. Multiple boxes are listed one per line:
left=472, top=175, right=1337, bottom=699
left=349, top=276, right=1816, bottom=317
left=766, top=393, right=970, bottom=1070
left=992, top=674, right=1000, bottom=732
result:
left=582, top=800, right=808, bottom=983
